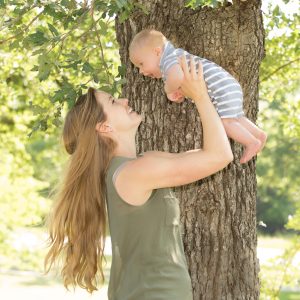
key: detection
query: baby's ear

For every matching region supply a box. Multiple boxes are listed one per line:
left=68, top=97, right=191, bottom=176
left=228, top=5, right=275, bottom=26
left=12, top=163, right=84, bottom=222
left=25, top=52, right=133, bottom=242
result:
left=154, top=46, right=163, bottom=56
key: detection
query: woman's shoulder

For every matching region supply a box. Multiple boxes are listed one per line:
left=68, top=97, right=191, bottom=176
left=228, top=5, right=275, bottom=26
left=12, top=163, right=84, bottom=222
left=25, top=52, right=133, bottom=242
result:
left=108, top=151, right=175, bottom=178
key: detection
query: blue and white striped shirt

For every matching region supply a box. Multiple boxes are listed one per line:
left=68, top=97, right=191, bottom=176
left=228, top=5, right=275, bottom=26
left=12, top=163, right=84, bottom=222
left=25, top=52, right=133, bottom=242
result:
left=159, top=41, right=244, bottom=118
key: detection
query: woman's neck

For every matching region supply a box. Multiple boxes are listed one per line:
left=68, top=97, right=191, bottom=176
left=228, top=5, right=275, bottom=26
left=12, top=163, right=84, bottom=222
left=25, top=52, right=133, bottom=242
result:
left=113, top=133, right=137, bottom=158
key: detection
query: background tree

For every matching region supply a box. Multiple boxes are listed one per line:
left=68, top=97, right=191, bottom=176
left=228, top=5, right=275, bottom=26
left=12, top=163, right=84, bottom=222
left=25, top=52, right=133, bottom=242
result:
left=257, top=1, right=300, bottom=298
left=115, top=0, right=263, bottom=298
left=257, top=0, right=300, bottom=233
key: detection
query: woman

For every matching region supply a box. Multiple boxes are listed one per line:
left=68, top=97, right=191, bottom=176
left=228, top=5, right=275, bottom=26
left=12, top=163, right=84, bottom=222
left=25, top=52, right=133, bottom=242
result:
left=45, top=57, right=233, bottom=299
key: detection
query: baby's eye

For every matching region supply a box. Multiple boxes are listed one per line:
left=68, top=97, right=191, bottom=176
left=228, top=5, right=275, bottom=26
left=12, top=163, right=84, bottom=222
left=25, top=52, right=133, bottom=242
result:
left=139, top=63, right=143, bottom=66
left=112, top=98, right=115, bottom=104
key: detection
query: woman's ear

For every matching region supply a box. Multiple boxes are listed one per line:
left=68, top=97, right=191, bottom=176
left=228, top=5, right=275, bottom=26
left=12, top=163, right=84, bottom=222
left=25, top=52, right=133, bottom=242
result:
left=95, top=122, right=113, bottom=133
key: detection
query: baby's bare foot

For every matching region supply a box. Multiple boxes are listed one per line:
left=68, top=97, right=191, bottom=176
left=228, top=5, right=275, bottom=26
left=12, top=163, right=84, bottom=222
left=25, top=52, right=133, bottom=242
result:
left=240, top=140, right=262, bottom=164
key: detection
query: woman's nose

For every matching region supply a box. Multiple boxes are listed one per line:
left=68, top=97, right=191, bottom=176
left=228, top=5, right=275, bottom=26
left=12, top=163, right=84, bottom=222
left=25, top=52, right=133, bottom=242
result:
left=120, top=99, right=128, bottom=106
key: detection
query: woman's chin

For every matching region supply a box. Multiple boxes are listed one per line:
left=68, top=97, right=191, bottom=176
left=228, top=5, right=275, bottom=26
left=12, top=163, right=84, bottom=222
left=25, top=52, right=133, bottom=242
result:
left=135, top=115, right=143, bottom=127
left=137, top=115, right=143, bottom=125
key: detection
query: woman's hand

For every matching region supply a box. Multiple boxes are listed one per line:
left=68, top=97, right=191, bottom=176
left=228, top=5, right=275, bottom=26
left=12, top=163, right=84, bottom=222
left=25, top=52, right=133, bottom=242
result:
left=178, top=56, right=208, bottom=101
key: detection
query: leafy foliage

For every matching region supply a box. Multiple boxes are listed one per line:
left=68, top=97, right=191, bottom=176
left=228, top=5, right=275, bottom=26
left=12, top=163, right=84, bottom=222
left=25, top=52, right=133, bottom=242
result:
left=258, top=0, right=300, bottom=297
left=257, top=0, right=300, bottom=233
left=185, top=0, right=232, bottom=9
left=0, top=0, right=128, bottom=135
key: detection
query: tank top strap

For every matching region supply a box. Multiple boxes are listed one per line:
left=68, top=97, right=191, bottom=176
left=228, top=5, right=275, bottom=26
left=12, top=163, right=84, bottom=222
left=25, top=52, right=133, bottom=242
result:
left=106, top=156, right=135, bottom=186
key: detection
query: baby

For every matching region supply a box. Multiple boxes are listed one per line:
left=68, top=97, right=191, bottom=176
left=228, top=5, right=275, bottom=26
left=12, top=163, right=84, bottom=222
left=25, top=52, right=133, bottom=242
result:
left=129, top=29, right=267, bottom=164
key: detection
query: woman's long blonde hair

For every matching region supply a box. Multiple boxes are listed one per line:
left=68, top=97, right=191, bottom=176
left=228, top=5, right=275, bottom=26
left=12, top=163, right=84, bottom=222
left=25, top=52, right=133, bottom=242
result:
left=44, top=87, right=116, bottom=293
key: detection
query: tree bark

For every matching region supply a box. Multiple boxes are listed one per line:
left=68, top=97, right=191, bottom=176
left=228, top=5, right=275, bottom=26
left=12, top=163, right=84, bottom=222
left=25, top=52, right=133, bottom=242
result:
left=115, top=0, right=264, bottom=299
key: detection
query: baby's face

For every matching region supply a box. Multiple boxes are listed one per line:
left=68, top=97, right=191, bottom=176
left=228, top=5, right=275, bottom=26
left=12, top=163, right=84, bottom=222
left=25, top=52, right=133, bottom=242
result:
left=130, top=46, right=162, bottom=78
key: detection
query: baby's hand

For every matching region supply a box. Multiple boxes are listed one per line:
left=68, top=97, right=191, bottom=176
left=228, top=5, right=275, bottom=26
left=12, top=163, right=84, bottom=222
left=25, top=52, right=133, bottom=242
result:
left=167, top=90, right=185, bottom=103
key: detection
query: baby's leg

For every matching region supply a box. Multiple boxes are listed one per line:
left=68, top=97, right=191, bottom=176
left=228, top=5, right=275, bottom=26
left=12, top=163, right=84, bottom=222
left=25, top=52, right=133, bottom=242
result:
left=222, top=118, right=261, bottom=163
left=238, top=116, right=267, bottom=151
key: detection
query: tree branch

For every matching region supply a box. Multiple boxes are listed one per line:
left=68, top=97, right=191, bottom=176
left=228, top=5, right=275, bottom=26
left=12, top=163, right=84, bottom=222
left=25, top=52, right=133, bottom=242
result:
left=76, top=16, right=102, bottom=40
left=260, top=58, right=300, bottom=82
left=82, top=0, right=88, bottom=9
left=91, top=15, right=111, bottom=81
left=0, top=10, right=44, bottom=45
left=274, top=242, right=300, bottom=298
left=45, top=9, right=90, bottom=55
left=0, top=3, right=39, bottom=31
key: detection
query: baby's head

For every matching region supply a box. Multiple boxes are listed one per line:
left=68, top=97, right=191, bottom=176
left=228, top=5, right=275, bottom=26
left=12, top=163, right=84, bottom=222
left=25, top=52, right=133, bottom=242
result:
left=129, top=29, right=167, bottom=78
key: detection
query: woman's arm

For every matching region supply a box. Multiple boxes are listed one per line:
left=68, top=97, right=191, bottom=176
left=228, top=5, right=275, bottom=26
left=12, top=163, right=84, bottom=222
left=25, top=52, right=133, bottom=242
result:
left=115, top=57, right=233, bottom=205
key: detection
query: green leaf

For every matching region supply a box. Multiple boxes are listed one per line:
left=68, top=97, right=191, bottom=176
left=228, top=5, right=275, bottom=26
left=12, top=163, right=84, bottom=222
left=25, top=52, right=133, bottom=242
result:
left=38, top=67, right=51, bottom=81
left=118, top=64, right=126, bottom=77
left=82, top=62, right=94, bottom=73
left=115, top=0, right=127, bottom=9
left=44, top=3, right=66, bottom=19
left=26, top=30, right=49, bottom=46
left=63, top=16, right=75, bottom=29
left=9, top=39, right=21, bottom=50
left=60, top=0, right=69, bottom=7
left=93, top=73, right=99, bottom=83
left=273, top=5, right=280, bottom=17
left=119, top=10, right=129, bottom=23
left=50, top=90, right=65, bottom=103
left=40, top=119, right=48, bottom=131
left=30, top=65, right=38, bottom=72
left=98, top=20, right=108, bottom=34
left=50, top=80, right=78, bottom=107
left=30, top=105, right=48, bottom=115
left=47, top=23, right=59, bottom=37
left=118, top=78, right=127, bottom=84
left=134, top=2, right=149, bottom=15
left=72, top=7, right=86, bottom=17
left=67, top=96, right=76, bottom=109
left=99, top=85, right=113, bottom=93
left=185, top=0, right=222, bottom=9
left=63, top=60, right=81, bottom=70
left=52, top=118, right=62, bottom=127
left=31, top=48, right=45, bottom=56
left=37, top=55, right=51, bottom=81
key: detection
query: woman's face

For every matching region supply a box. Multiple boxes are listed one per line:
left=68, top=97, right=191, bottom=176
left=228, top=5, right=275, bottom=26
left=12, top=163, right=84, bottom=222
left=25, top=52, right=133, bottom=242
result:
left=95, top=91, right=142, bottom=133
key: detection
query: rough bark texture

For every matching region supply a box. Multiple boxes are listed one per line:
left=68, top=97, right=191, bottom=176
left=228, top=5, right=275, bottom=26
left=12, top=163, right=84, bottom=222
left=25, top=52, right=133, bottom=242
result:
left=115, top=0, right=264, bottom=299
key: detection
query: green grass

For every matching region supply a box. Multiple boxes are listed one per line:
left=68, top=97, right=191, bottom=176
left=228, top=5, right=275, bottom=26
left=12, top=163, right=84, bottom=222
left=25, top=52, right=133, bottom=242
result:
left=279, top=291, right=300, bottom=300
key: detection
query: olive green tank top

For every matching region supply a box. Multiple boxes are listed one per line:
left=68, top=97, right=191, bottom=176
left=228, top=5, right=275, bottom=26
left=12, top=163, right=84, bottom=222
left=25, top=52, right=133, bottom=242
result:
left=105, top=156, right=193, bottom=300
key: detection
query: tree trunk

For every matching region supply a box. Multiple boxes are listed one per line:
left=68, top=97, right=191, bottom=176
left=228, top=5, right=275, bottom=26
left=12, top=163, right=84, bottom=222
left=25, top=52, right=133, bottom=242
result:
left=115, top=0, right=264, bottom=299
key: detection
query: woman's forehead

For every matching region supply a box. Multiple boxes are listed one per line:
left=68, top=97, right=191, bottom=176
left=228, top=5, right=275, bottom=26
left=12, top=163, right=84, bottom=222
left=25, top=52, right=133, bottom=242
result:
left=95, top=90, right=111, bottom=105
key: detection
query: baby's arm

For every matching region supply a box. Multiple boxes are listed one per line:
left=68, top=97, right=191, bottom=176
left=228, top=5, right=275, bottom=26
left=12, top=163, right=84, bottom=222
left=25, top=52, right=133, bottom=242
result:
left=164, top=64, right=184, bottom=94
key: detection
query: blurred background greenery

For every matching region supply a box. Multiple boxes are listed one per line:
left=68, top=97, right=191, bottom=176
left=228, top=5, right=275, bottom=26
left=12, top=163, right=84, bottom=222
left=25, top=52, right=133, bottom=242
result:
left=0, top=0, right=299, bottom=299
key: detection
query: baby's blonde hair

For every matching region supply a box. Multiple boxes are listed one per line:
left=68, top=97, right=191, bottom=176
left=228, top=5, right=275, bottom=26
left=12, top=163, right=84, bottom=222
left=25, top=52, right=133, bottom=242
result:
left=129, top=29, right=166, bottom=54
